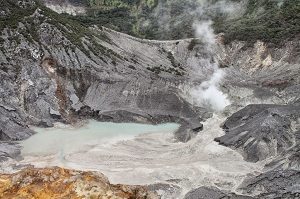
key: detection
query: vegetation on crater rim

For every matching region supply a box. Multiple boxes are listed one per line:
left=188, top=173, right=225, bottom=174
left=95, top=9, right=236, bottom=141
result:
left=71, top=0, right=300, bottom=46
left=214, top=0, right=300, bottom=45
left=1, top=0, right=299, bottom=47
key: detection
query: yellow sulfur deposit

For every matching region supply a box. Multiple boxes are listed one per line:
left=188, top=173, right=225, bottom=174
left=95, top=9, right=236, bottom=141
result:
left=0, top=167, right=157, bottom=199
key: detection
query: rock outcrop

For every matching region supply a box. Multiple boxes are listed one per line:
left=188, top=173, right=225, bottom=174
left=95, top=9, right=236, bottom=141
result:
left=184, top=186, right=254, bottom=199
left=215, top=104, right=300, bottom=162
left=238, top=169, right=300, bottom=199
left=0, top=167, right=157, bottom=199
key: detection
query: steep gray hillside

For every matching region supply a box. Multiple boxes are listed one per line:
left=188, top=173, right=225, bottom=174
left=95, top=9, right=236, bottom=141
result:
left=0, top=0, right=208, bottom=160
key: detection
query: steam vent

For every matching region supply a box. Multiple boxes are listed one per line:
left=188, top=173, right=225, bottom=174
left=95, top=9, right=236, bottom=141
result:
left=0, top=0, right=299, bottom=198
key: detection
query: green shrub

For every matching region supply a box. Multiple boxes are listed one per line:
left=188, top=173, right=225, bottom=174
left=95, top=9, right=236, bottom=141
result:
left=214, top=0, right=300, bottom=46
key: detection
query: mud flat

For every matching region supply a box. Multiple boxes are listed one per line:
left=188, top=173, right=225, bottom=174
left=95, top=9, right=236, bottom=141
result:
left=19, top=116, right=264, bottom=198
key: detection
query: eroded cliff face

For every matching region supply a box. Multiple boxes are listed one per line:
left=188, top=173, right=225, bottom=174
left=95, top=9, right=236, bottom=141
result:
left=0, top=167, right=157, bottom=198
left=0, top=0, right=204, bottom=156
left=212, top=38, right=300, bottom=165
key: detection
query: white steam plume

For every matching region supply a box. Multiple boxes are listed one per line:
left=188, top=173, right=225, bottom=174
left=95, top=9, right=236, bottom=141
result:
left=193, top=20, right=215, bottom=49
left=189, top=67, right=230, bottom=112
left=188, top=19, right=230, bottom=112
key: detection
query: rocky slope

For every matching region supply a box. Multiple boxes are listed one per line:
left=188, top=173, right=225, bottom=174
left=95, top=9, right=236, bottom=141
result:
left=0, top=0, right=204, bottom=160
left=0, top=0, right=300, bottom=198
left=0, top=167, right=157, bottom=198
left=213, top=37, right=300, bottom=198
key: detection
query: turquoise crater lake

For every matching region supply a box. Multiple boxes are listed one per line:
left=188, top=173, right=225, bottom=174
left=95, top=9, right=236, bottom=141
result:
left=21, top=120, right=180, bottom=156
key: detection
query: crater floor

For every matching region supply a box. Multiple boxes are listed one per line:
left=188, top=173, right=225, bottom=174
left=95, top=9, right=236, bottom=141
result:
left=18, top=116, right=264, bottom=198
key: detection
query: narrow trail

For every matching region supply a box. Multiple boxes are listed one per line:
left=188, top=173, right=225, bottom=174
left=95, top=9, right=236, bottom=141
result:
left=101, top=27, right=194, bottom=44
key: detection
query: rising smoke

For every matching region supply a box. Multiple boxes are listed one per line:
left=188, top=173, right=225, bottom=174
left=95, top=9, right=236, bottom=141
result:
left=189, top=66, right=230, bottom=111
left=187, top=10, right=231, bottom=111
left=192, top=20, right=215, bottom=48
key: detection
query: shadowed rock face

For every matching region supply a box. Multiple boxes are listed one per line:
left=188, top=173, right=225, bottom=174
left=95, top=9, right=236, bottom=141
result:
left=212, top=104, right=300, bottom=199
left=238, top=169, right=300, bottom=199
left=184, top=187, right=254, bottom=199
left=0, top=167, right=157, bottom=199
left=184, top=171, right=300, bottom=199
left=184, top=187, right=227, bottom=199
left=215, top=104, right=300, bottom=162
left=266, top=144, right=300, bottom=171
